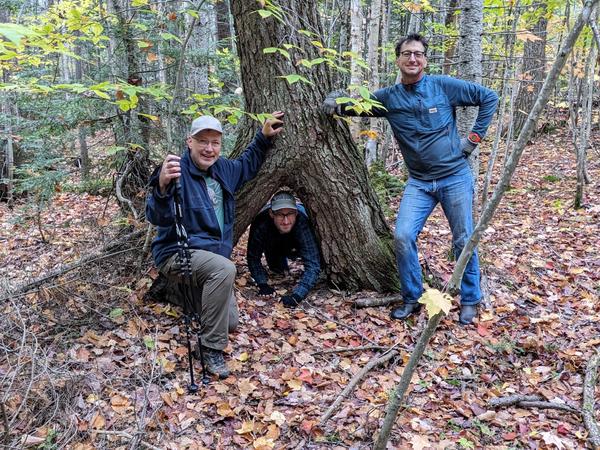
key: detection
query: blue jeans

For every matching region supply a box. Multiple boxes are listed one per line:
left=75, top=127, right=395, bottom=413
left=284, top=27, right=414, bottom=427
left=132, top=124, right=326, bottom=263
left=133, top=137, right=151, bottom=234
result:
left=394, top=167, right=481, bottom=306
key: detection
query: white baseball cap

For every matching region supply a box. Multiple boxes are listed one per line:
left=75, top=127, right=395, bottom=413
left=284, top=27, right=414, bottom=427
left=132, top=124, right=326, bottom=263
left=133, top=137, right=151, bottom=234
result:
left=189, top=115, right=223, bottom=137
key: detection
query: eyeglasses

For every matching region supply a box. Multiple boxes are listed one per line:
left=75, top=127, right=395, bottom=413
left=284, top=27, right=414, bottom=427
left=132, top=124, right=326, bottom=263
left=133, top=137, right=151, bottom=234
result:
left=399, top=51, right=426, bottom=59
left=193, top=137, right=222, bottom=148
left=273, top=211, right=297, bottom=219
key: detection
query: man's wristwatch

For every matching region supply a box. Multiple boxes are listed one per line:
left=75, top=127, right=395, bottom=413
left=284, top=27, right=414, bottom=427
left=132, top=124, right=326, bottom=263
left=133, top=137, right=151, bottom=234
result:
left=468, top=132, right=482, bottom=144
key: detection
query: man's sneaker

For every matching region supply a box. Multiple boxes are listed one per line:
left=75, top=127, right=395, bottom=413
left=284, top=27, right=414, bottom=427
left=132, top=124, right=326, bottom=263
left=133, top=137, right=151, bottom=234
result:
left=195, top=345, right=230, bottom=379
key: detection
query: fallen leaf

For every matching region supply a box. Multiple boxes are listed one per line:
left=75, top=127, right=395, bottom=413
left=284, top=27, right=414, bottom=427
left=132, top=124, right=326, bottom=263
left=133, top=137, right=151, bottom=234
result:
left=270, top=411, right=286, bottom=426
left=541, top=431, right=565, bottom=449
left=410, top=434, right=431, bottom=450
left=253, top=437, right=275, bottom=450
left=235, top=421, right=255, bottom=434
left=89, top=413, right=105, bottom=429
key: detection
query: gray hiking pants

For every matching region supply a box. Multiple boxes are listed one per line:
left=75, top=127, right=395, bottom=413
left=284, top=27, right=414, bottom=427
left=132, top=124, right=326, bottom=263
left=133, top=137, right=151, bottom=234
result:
left=159, top=250, right=239, bottom=351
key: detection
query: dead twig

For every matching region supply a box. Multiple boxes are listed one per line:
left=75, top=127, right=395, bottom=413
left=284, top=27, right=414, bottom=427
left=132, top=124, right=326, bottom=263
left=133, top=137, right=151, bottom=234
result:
left=488, top=395, right=580, bottom=415
left=488, top=394, right=543, bottom=408
left=583, top=352, right=600, bottom=449
left=319, top=346, right=400, bottom=424
left=313, top=345, right=391, bottom=355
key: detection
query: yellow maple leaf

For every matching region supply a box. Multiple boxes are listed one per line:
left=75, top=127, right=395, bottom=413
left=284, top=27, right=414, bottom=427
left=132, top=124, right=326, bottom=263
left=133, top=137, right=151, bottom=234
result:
left=237, top=352, right=249, bottom=362
left=418, top=288, right=452, bottom=318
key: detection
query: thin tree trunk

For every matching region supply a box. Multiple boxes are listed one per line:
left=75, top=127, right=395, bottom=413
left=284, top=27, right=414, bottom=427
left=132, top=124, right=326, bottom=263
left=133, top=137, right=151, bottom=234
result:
left=482, top=0, right=520, bottom=207
left=575, top=34, right=596, bottom=208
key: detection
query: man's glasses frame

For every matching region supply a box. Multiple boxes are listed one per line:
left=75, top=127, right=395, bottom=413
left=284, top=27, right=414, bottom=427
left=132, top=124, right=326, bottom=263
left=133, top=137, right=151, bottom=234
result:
left=399, top=51, right=426, bottom=59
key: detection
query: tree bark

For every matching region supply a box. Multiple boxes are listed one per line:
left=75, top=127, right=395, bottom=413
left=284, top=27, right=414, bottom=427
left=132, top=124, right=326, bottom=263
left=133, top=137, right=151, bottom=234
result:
left=230, top=0, right=398, bottom=292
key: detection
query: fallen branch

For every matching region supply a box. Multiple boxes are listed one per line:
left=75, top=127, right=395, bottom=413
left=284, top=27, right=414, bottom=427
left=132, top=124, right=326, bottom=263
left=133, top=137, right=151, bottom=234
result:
left=92, top=430, right=162, bottom=450
left=354, top=295, right=402, bottom=308
left=583, top=352, right=600, bottom=449
left=488, top=394, right=542, bottom=408
left=518, top=401, right=580, bottom=415
left=2, top=229, right=144, bottom=301
left=313, top=345, right=391, bottom=355
left=488, top=395, right=579, bottom=415
left=319, top=347, right=399, bottom=425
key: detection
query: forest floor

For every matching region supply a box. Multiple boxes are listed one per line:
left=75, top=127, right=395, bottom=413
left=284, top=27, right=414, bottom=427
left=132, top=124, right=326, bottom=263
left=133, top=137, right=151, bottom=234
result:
left=1, top=123, right=599, bottom=450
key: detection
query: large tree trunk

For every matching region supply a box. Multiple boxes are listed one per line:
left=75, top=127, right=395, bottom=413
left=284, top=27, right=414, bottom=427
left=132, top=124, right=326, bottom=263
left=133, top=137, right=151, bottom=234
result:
left=230, top=0, right=398, bottom=293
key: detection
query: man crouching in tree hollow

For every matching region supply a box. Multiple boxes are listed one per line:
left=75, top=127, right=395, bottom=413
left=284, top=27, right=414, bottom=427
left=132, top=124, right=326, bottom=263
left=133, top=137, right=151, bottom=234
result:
left=322, top=33, right=498, bottom=325
left=247, top=190, right=321, bottom=308
left=146, top=112, right=284, bottom=378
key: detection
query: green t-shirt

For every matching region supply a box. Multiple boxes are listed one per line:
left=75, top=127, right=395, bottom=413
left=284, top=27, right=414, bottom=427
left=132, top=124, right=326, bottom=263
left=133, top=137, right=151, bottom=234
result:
left=202, top=174, right=224, bottom=234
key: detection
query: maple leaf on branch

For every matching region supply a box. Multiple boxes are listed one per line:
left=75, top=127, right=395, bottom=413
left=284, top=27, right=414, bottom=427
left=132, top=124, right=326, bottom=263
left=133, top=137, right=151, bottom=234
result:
left=417, top=288, right=453, bottom=318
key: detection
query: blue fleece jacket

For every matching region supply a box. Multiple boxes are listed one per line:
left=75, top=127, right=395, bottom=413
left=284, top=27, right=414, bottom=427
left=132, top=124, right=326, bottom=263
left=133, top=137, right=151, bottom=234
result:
left=344, top=75, right=498, bottom=180
left=146, top=130, right=272, bottom=267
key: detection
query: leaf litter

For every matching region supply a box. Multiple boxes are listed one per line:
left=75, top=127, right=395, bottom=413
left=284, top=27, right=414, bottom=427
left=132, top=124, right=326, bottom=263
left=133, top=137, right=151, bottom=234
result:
left=0, top=125, right=598, bottom=449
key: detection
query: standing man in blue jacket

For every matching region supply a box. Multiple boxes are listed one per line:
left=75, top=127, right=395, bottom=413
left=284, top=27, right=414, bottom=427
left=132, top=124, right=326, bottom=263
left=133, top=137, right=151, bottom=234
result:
left=247, top=191, right=321, bottom=308
left=146, top=112, right=283, bottom=378
left=323, top=33, right=498, bottom=325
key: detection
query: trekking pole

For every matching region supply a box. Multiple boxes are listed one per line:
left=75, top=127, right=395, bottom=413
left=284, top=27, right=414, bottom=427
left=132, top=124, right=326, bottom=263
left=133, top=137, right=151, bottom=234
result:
left=173, top=179, right=209, bottom=392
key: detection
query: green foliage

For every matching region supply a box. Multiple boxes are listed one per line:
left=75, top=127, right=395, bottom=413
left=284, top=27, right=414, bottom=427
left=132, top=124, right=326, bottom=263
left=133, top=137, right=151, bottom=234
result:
left=543, top=174, right=561, bottom=183
left=458, top=437, right=475, bottom=449
left=368, top=160, right=405, bottom=216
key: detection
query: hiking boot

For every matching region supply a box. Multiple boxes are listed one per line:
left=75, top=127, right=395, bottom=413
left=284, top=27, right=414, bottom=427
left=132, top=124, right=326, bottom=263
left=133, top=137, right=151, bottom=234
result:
left=459, top=304, right=478, bottom=325
left=195, top=345, right=230, bottom=379
left=390, top=303, right=422, bottom=320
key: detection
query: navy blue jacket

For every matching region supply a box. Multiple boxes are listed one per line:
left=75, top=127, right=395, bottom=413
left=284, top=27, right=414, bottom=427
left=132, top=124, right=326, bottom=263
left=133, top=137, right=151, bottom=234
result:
left=247, top=205, right=321, bottom=299
left=344, top=75, right=498, bottom=180
left=146, top=131, right=272, bottom=267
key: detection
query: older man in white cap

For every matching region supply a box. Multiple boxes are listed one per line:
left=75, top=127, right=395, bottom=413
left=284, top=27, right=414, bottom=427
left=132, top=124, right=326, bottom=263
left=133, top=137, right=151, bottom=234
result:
left=146, top=112, right=284, bottom=378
